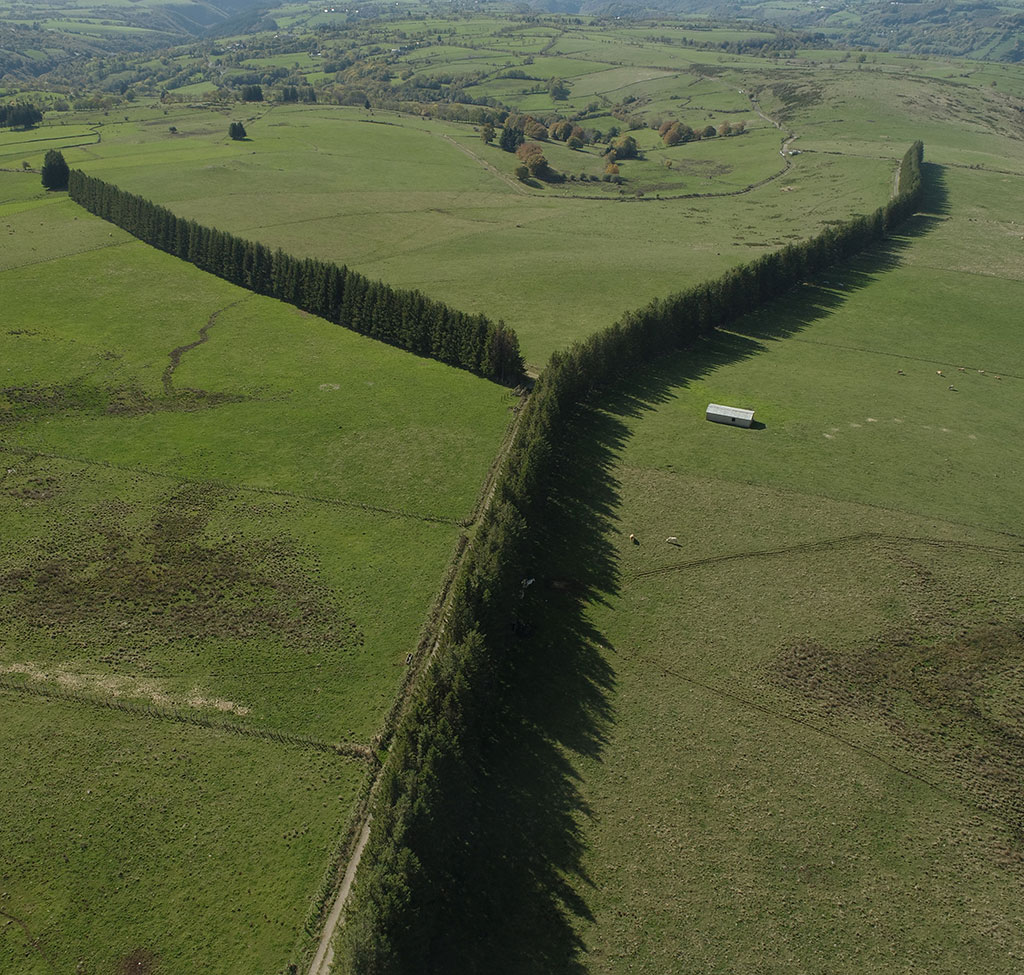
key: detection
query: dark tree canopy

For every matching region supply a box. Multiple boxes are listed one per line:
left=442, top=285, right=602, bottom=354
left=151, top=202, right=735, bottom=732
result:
left=40, top=149, right=69, bottom=191
left=0, top=103, right=43, bottom=129
left=228, top=121, right=247, bottom=140
left=67, top=170, right=525, bottom=385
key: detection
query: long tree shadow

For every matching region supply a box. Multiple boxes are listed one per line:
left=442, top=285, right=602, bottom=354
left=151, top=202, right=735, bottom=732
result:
left=429, top=163, right=949, bottom=973
left=727, top=163, right=950, bottom=344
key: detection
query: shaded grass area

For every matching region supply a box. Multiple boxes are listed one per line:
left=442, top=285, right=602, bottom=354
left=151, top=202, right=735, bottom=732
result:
left=614, top=170, right=1024, bottom=537
left=0, top=691, right=367, bottom=975
left=413, top=402, right=625, bottom=974
left=573, top=479, right=1024, bottom=973
left=414, top=159, right=1024, bottom=970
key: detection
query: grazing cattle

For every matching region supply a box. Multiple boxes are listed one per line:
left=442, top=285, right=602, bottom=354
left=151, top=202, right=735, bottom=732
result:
left=629, top=533, right=638, bottom=545
left=665, top=536, right=679, bottom=544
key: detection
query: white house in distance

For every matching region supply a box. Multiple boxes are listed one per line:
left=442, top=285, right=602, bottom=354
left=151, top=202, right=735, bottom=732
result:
left=706, top=403, right=755, bottom=428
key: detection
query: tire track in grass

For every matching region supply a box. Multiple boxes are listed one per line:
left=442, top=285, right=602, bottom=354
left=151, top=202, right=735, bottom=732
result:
left=0, top=909, right=57, bottom=972
left=628, top=532, right=1023, bottom=582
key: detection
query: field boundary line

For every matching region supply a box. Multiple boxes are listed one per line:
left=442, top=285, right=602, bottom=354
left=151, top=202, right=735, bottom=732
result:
left=0, top=677, right=376, bottom=762
left=440, top=133, right=530, bottom=194
left=724, top=328, right=1024, bottom=379
left=0, top=443, right=464, bottom=526
left=617, top=463, right=1024, bottom=542
left=627, top=532, right=1023, bottom=581
left=304, top=386, right=530, bottom=975
left=434, top=99, right=795, bottom=204
left=0, top=237, right=135, bottom=275
left=645, top=652, right=1004, bottom=821
left=895, top=261, right=1024, bottom=284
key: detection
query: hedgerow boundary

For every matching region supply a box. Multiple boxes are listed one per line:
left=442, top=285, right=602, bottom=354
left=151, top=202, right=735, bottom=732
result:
left=66, top=170, right=524, bottom=384
left=329, top=141, right=924, bottom=973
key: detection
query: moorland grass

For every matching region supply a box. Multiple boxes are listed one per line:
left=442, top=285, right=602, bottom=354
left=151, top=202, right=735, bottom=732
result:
left=9, top=106, right=891, bottom=365
left=0, top=174, right=511, bottom=968
left=0, top=691, right=367, bottom=975
left=557, top=163, right=1024, bottom=971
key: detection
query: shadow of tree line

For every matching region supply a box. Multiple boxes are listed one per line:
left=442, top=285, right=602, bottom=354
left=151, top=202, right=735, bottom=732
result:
left=419, top=163, right=949, bottom=974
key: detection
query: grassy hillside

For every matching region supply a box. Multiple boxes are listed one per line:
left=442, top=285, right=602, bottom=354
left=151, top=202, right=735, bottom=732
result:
left=2, top=7, right=1024, bottom=972
left=562, top=162, right=1024, bottom=973
left=0, top=170, right=511, bottom=972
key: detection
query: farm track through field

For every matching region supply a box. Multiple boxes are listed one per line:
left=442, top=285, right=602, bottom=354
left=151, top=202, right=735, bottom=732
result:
left=627, top=532, right=1023, bottom=582
left=0, top=677, right=375, bottom=761
left=305, top=386, right=530, bottom=975
left=441, top=133, right=529, bottom=194
left=0, top=443, right=464, bottom=527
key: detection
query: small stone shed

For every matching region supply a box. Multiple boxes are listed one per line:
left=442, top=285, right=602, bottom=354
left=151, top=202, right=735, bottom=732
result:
left=706, top=403, right=755, bottom=428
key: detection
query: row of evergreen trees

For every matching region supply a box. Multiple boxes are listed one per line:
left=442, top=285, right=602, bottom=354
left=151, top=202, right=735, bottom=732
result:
left=66, top=170, right=523, bottom=383
left=332, top=141, right=926, bottom=973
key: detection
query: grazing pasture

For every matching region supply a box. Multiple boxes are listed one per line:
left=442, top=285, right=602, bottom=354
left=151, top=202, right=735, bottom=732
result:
left=562, top=163, right=1024, bottom=972
left=4, top=10, right=1024, bottom=971
left=0, top=171, right=511, bottom=970
left=1, top=104, right=893, bottom=366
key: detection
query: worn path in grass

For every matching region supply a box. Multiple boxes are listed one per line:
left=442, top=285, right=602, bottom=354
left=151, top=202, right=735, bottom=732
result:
left=307, top=381, right=531, bottom=975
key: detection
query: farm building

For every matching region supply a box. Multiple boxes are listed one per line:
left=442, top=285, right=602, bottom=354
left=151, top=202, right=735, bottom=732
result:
left=706, top=403, right=755, bottom=427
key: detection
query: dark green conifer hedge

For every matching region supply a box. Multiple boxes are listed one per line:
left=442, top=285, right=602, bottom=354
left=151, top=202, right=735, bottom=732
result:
left=67, top=170, right=523, bottom=384
left=332, top=141, right=925, bottom=974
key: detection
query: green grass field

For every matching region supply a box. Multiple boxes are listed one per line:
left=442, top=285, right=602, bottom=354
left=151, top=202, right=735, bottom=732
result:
left=5, top=9, right=1024, bottom=971
left=0, top=170, right=511, bottom=971
left=0, top=103, right=895, bottom=367
left=560, top=162, right=1024, bottom=972
left=0, top=692, right=366, bottom=974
